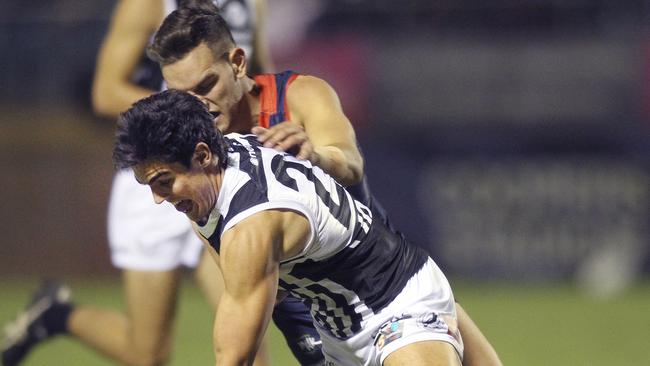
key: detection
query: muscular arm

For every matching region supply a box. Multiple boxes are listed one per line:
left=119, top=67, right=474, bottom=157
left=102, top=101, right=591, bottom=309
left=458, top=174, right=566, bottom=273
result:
left=213, top=210, right=311, bottom=366
left=91, top=0, right=163, bottom=118
left=254, top=76, right=364, bottom=186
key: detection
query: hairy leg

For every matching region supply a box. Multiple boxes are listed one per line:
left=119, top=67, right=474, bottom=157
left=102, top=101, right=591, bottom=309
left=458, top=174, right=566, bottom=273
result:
left=194, top=251, right=271, bottom=366
left=67, top=269, right=181, bottom=366
left=456, top=303, right=502, bottom=366
left=383, top=340, right=461, bottom=366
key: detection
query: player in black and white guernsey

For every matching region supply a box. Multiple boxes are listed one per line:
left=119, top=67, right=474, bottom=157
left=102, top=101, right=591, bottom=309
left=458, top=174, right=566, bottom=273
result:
left=114, top=90, right=464, bottom=366
left=198, top=133, right=426, bottom=339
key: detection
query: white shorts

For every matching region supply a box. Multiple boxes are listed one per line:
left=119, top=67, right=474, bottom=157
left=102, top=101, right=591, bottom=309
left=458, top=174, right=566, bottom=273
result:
left=107, top=169, right=204, bottom=271
left=318, top=258, right=463, bottom=366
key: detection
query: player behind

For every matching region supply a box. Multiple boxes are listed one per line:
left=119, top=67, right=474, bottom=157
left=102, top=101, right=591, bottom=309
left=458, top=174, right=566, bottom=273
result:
left=114, top=88, right=465, bottom=366
left=0, top=1, right=324, bottom=366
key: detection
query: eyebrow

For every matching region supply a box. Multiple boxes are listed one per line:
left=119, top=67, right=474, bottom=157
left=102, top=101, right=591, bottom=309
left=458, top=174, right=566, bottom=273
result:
left=193, top=73, right=217, bottom=93
left=138, top=171, right=167, bottom=185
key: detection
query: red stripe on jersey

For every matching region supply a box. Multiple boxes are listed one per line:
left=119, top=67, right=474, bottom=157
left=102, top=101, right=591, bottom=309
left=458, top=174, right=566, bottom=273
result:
left=254, top=74, right=277, bottom=128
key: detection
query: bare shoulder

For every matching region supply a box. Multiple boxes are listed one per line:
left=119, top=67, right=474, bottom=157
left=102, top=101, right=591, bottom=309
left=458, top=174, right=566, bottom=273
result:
left=288, top=75, right=334, bottom=97
left=287, top=75, right=342, bottom=121
left=221, top=209, right=311, bottom=261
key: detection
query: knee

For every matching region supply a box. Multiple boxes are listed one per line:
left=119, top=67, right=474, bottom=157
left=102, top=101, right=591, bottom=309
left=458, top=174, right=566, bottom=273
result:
left=127, top=345, right=172, bottom=366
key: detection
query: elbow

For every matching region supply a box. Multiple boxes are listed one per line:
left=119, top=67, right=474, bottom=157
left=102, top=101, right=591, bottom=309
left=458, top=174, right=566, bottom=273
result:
left=344, top=165, right=364, bottom=187
left=91, top=82, right=119, bottom=118
left=91, top=91, right=113, bottom=118
left=344, top=154, right=364, bottom=186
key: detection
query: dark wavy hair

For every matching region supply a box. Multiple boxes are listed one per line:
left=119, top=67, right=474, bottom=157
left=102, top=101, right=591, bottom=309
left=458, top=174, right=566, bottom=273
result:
left=147, top=0, right=234, bottom=65
left=113, top=89, right=228, bottom=170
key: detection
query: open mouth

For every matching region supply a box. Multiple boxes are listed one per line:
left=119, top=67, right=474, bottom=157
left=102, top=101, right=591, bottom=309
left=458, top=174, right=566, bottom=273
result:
left=174, top=200, right=193, bottom=214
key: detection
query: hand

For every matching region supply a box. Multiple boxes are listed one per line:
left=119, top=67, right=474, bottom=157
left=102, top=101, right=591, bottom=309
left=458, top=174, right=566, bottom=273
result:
left=252, top=122, right=315, bottom=162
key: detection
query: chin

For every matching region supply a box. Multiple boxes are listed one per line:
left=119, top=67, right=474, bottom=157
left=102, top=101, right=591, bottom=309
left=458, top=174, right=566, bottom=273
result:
left=185, top=209, right=199, bottom=222
left=188, top=209, right=207, bottom=224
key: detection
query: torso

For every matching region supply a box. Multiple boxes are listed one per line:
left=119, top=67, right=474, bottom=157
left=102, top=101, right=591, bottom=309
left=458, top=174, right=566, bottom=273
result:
left=195, top=134, right=428, bottom=339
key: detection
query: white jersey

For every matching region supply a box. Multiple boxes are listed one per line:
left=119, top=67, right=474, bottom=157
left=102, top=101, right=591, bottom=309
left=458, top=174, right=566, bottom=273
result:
left=196, top=134, right=430, bottom=340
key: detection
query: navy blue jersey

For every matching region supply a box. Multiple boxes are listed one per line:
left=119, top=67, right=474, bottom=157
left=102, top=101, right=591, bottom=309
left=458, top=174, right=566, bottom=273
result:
left=196, top=134, right=428, bottom=339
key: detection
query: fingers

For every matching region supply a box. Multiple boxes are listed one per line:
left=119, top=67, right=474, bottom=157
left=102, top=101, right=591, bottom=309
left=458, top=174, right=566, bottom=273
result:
left=254, top=121, right=308, bottom=150
left=296, top=140, right=314, bottom=161
left=275, top=132, right=308, bottom=151
left=263, top=123, right=303, bottom=148
left=251, top=126, right=268, bottom=136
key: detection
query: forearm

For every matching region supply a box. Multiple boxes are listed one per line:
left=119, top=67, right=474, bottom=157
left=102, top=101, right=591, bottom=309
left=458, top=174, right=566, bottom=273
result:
left=214, top=295, right=273, bottom=366
left=313, top=145, right=364, bottom=186
left=92, top=81, right=156, bottom=119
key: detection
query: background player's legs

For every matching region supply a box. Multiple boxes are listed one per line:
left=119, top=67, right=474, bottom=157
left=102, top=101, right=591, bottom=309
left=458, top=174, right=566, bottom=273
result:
left=194, top=251, right=272, bottom=366
left=456, top=303, right=502, bottom=366
left=193, top=250, right=225, bottom=308
left=383, top=341, right=461, bottom=366
left=68, top=269, right=181, bottom=366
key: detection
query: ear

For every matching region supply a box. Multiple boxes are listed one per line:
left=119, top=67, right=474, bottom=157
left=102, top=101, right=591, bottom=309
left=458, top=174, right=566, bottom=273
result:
left=192, top=142, right=215, bottom=168
left=228, top=47, right=247, bottom=78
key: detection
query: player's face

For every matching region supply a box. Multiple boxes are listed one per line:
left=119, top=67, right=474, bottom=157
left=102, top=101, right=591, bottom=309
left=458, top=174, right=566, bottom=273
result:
left=163, top=43, right=247, bottom=134
left=132, top=158, right=219, bottom=223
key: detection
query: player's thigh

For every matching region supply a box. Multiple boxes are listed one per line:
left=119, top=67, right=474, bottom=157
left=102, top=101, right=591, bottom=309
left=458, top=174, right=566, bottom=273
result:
left=123, top=269, right=182, bottom=353
left=383, top=340, right=461, bottom=366
left=456, top=303, right=502, bottom=366
left=193, top=250, right=225, bottom=310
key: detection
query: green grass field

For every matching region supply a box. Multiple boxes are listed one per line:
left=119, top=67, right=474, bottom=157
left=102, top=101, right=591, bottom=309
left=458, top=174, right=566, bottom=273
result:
left=1, top=277, right=649, bottom=365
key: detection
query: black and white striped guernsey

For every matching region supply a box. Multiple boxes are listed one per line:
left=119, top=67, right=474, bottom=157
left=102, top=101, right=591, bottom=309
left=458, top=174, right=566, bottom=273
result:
left=196, top=134, right=428, bottom=340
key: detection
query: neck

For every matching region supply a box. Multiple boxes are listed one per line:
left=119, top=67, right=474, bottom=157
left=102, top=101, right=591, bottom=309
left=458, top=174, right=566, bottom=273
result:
left=198, top=164, right=225, bottom=225
left=232, top=76, right=261, bottom=133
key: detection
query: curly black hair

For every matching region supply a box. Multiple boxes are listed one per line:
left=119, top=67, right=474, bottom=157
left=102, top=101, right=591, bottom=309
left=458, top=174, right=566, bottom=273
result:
left=113, top=89, right=228, bottom=170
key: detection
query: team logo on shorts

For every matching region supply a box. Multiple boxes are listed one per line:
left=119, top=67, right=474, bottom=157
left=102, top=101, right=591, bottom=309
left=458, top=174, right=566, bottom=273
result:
left=417, top=312, right=461, bottom=344
left=297, top=334, right=321, bottom=353
left=373, top=315, right=411, bottom=351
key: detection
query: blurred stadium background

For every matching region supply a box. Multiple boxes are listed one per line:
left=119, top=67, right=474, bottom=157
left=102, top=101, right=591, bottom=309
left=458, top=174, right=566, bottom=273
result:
left=0, top=0, right=649, bottom=365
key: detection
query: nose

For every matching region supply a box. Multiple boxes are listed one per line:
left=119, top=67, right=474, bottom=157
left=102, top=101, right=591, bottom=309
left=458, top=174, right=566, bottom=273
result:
left=188, top=92, right=210, bottom=107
